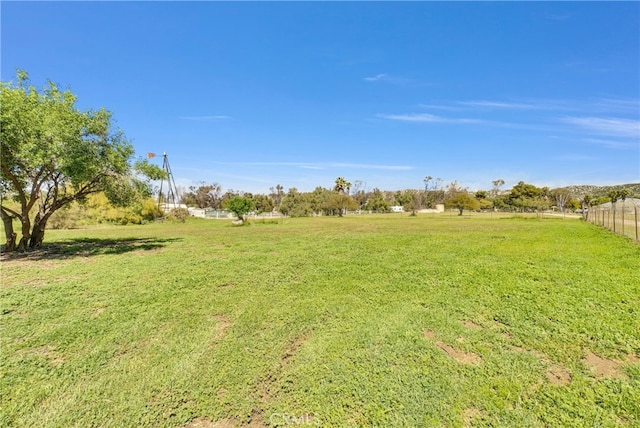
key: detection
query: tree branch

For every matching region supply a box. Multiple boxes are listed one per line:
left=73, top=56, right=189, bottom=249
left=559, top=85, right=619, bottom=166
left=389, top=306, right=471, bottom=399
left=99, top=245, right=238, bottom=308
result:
left=1, top=205, right=21, bottom=219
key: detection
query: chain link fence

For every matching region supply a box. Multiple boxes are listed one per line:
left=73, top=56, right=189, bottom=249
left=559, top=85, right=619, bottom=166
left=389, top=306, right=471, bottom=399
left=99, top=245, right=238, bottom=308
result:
left=585, top=200, right=640, bottom=242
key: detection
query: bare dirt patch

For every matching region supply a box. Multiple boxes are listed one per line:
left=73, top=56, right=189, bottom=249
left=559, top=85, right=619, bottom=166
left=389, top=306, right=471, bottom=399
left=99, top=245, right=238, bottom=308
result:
left=184, top=417, right=239, bottom=428
left=423, top=329, right=437, bottom=340
left=92, top=307, right=107, bottom=317
left=248, top=410, right=266, bottom=427
left=183, top=415, right=266, bottom=428
left=582, top=350, right=637, bottom=380
left=546, top=364, right=572, bottom=386
left=463, top=407, right=482, bottom=428
left=511, top=346, right=571, bottom=386
left=251, top=332, right=312, bottom=424
left=212, top=314, right=231, bottom=341
left=281, top=332, right=311, bottom=364
left=438, top=342, right=482, bottom=365
left=462, top=320, right=483, bottom=331
left=423, top=329, right=481, bottom=365
left=217, top=388, right=228, bottom=401
left=184, top=417, right=219, bottom=427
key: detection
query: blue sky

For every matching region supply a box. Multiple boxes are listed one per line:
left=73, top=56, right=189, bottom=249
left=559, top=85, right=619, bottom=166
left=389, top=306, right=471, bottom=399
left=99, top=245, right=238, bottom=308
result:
left=2, top=1, right=639, bottom=194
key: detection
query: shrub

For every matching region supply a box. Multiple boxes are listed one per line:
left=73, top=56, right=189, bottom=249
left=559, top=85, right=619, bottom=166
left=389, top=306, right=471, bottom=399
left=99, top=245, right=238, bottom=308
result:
left=165, top=208, right=190, bottom=222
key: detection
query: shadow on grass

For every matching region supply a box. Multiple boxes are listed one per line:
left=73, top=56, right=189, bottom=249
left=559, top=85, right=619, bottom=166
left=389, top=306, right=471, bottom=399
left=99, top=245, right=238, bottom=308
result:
left=1, top=237, right=182, bottom=261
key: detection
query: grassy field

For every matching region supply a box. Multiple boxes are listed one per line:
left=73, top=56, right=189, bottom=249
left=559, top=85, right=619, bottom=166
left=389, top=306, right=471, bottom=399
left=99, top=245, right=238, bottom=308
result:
left=1, top=214, right=639, bottom=427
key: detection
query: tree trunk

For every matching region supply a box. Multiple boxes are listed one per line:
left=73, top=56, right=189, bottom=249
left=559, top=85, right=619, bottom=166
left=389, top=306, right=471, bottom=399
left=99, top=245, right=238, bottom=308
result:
left=458, top=207, right=464, bottom=216
left=29, top=223, right=46, bottom=249
left=16, top=236, right=28, bottom=252
left=29, top=213, right=52, bottom=249
left=19, top=216, right=32, bottom=251
left=0, top=209, right=17, bottom=252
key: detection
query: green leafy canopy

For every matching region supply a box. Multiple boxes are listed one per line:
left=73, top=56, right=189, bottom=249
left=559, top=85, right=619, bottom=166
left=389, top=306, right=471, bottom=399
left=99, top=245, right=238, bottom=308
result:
left=1, top=70, right=164, bottom=250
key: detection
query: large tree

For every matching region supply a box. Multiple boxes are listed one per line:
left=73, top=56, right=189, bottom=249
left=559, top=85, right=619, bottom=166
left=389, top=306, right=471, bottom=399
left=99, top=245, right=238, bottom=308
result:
left=181, top=182, right=222, bottom=208
left=551, top=188, right=572, bottom=213
left=444, top=181, right=480, bottom=216
left=333, top=176, right=352, bottom=217
left=1, top=71, right=164, bottom=251
left=506, top=181, right=550, bottom=212
left=223, top=195, right=254, bottom=223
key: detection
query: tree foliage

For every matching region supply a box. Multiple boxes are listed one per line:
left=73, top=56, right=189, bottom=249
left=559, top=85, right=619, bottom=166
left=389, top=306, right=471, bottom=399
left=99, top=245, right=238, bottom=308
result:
left=223, top=195, right=254, bottom=223
left=444, top=181, right=480, bottom=215
left=505, top=181, right=550, bottom=212
left=181, top=182, right=222, bottom=208
left=423, top=176, right=445, bottom=208
left=0, top=71, right=163, bottom=251
left=550, top=188, right=572, bottom=212
left=333, top=177, right=352, bottom=217
left=608, top=188, right=630, bottom=203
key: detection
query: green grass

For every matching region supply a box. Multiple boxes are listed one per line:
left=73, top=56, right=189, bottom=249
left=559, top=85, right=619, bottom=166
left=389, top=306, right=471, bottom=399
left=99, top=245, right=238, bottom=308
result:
left=1, top=215, right=639, bottom=427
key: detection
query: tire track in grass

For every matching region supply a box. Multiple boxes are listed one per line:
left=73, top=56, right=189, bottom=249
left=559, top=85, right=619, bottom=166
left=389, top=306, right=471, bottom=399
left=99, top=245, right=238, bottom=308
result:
left=250, top=331, right=314, bottom=426
left=423, top=329, right=482, bottom=366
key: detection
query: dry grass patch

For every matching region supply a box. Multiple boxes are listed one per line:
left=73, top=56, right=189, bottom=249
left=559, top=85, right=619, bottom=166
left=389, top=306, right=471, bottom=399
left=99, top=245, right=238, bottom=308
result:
left=27, top=344, right=65, bottom=367
left=251, top=332, right=312, bottom=424
left=582, top=350, right=638, bottom=380
left=546, top=364, right=572, bottom=386
left=462, top=320, right=483, bottom=331
left=183, top=416, right=265, bottom=428
left=211, top=314, right=231, bottom=341
left=183, top=417, right=242, bottom=428
left=463, top=407, right=483, bottom=427
left=423, top=329, right=481, bottom=365
left=511, top=346, right=571, bottom=386
left=92, top=307, right=107, bottom=317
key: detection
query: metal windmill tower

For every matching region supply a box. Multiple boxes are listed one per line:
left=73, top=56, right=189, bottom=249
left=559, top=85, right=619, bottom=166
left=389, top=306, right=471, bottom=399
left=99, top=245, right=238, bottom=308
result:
left=147, top=152, right=180, bottom=211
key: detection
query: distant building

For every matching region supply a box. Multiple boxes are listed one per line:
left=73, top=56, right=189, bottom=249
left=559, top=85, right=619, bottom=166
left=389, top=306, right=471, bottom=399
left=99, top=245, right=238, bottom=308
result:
left=159, top=203, right=188, bottom=212
left=597, top=198, right=640, bottom=210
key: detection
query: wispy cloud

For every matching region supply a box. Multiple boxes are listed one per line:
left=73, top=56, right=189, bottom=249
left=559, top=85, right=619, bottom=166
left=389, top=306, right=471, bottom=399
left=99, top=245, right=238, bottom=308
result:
left=416, top=98, right=575, bottom=112
left=417, top=104, right=464, bottom=111
left=364, top=73, right=387, bottom=82
left=581, top=138, right=638, bottom=150
left=562, top=116, right=640, bottom=138
left=208, top=161, right=414, bottom=171
left=328, top=162, right=413, bottom=171
left=363, top=73, right=416, bottom=86
left=552, top=154, right=595, bottom=162
left=458, top=100, right=544, bottom=110
left=377, top=113, right=484, bottom=125
left=427, top=97, right=638, bottom=115
left=590, top=98, right=640, bottom=114
left=179, top=115, right=231, bottom=121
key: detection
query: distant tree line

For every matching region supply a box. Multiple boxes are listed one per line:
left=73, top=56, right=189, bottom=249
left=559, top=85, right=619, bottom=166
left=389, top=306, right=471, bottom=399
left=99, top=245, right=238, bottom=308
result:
left=178, top=177, right=636, bottom=218
left=3, top=69, right=636, bottom=251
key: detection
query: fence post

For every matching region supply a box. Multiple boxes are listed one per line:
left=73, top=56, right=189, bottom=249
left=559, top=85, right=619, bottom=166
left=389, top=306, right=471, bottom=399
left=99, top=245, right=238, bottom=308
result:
left=600, top=208, right=603, bottom=227
left=633, top=207, right=640, bottom=241
left=613, top=205, right=616, bottom=233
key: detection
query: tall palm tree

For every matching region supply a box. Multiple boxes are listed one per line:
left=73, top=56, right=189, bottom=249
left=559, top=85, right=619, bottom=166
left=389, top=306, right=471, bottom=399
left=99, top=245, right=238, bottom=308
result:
left=334, top=176, right=351, bottom=216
